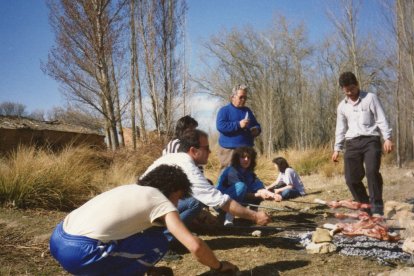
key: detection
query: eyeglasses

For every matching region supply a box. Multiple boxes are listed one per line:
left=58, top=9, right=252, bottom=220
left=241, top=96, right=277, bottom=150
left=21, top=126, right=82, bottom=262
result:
left=198, top=145, right=210, bottom=152
left=238, top=96, right=247, bottom=100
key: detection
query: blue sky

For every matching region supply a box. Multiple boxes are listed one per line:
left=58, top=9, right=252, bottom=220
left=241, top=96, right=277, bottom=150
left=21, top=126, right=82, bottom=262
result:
left=0, top=0, right=384, bottom=117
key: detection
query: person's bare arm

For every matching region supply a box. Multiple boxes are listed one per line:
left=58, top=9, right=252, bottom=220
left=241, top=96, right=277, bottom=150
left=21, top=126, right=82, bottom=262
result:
left=383, top=139, right=393, bottom=153
left=220, top=199, right=271, bottom=225
left=273, top=184, right=293, bottom=195
left=332, top=151, right=340, bottom=162
left=164, top=212, right=238, bottom=273
left=266, top=181, right=278, bottom=190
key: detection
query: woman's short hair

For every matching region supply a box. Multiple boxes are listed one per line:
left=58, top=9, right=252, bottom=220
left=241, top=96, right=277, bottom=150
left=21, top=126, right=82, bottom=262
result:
left=272, top=157, right=290, bottom=173
left=138, top=165, right=192, bottom=198
left=231, top=146, right=257, bottom=171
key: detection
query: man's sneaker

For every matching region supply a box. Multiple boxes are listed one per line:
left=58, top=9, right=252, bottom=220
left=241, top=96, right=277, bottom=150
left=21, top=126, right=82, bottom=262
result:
left=161, top=250, right=182, bottom=261
left=224, top=213, right=234, bottom=226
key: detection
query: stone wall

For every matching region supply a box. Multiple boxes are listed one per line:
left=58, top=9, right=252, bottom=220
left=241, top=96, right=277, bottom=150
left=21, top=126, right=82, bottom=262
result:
left=0, top=128, right=106, bottom=153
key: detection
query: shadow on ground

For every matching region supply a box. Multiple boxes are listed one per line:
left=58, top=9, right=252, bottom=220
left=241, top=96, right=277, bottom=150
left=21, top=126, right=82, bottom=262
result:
left=197, top=260, right=310, bottom=276
left=204, top=236, right=302, bottom=251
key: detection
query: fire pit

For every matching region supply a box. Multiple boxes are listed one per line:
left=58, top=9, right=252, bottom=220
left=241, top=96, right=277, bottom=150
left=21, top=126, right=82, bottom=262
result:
left=298, top=232, right=412, bottom=266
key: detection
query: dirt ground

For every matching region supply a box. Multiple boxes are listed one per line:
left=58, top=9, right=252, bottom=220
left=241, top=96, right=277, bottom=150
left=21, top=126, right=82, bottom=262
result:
left=1, top=165, right=413, bottom=276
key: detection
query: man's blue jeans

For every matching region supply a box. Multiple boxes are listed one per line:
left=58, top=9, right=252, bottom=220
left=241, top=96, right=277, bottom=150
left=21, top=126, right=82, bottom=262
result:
left=164, top=196, right=204, bottom=242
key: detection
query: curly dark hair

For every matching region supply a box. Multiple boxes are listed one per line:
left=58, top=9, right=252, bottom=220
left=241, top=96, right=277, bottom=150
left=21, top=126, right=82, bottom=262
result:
left=174, top=115, right=198, bottom=139
left=272, top=157, right=290, bottom=173
left=137, top=165, right=192, bottom=198
left=231, top=146, right=257, bottom=172
left=339, top=71, right=358, bottom=87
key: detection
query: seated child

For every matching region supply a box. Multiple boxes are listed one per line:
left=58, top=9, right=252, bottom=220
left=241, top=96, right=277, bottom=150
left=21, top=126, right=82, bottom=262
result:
left=216, top=147, right=274, bottom=226
left=267, top=157, right=306, bottom=201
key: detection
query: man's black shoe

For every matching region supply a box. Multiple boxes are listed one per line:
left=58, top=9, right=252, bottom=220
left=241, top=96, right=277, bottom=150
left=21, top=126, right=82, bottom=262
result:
left=161, top=250, right=182, bottom=261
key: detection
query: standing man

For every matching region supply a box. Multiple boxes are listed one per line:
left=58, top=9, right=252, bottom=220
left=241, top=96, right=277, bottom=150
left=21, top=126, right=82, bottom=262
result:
left=216, top=84, right=261, bottom=169
left=332, top=71, right=393, bottom=216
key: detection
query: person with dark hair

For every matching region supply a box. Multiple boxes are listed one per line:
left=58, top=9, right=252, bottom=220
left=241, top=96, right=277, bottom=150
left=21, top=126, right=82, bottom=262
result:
left=266, top=157, right=306, bottom=202
left=49, top=165, right=238, bottom=275
left=216, top=84, right=261, bottom=169
left=163, top=115, right=198, bottom=155
left=216, top=147, right=275, bottom=225
left=332, top=71, right=393, bottom=216
left=142, top=129, right=271, bottom=243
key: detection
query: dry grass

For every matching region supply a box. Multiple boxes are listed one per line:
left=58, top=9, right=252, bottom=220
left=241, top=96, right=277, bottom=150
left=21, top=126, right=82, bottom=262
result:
left=0, top=146, right=101, bottom=210
left=96, top=142, right=164, bottom=190
left=0, top=141, right=401, bottom=212
left=0, top=142, right=163, bottom=211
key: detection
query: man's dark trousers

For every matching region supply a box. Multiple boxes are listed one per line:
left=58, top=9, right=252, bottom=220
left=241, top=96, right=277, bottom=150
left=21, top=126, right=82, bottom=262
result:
left=344, top=136, right=384, bottom=215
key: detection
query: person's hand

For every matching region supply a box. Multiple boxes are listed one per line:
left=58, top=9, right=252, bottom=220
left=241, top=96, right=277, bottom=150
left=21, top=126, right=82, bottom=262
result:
left=383, top=139, right=393, bottom=153
left=274, top=194, right=282, bottom=202
left=331, top=151, right=340, bottom=163
left=254, top=211, right=271, bottom=225
left=216, top=261, right=239, bottom=273
left=239, top=118, right=250, bottom=129
left=255, top=189, right=274, bottom=199
left=250, top=126, right=260, bottom=137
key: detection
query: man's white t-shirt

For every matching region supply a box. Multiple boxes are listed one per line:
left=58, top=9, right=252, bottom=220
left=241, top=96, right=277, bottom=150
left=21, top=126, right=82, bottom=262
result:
left=63, top=185, right=176, bottom=242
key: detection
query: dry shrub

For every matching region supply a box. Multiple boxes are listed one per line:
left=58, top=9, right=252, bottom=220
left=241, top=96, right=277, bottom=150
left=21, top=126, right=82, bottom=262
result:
left=271, top=147, right=332, bottom=175
left=0, top=146, right=101, bottom=210
left=320, top=160, right=344, bottom=177
left=98, top=143, right=162, bottom=190
left=255, top=156, right=278, bottom=185
left=0, top=140, right=164, bottom=211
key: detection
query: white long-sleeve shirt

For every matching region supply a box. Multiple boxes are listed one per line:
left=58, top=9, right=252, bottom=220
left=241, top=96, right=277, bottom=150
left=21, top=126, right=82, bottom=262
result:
left=334, top=91, right=392, bottom=152
left=142, top=153, right=230, bottom=208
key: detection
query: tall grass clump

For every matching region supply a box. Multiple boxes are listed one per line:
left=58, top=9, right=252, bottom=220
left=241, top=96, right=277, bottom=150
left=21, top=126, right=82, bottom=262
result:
left=98, top=141, right=163, bottom=190
left=272, top=147, right=333, bottom=176
left=0, top=146, right=102, bottom=210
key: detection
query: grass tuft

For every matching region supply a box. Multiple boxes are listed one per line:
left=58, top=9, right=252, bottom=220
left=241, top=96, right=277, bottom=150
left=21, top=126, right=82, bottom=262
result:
left=0, top=141, right=164, bottom=211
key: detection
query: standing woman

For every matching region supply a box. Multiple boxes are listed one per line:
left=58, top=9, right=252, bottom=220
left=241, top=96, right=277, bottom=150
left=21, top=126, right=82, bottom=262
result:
left=216, top=147, right=274, bottom=225
left=267, top=157, right=306, bottom=201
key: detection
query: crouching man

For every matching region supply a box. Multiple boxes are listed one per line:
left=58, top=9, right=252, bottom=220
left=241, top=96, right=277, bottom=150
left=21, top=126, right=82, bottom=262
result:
left=49, top=165, right=238, bottom=275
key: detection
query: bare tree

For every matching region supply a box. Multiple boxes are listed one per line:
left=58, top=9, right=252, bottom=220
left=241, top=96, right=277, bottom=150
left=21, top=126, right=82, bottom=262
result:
left=196, top=16, right=314, bottom=155
left=134, top=0, right=186, bottom=137
left=395, top=0, right=414, bottom=162
left=0, top=102, right=27, bottom=117
left=43, top=0, right=127, bottom=150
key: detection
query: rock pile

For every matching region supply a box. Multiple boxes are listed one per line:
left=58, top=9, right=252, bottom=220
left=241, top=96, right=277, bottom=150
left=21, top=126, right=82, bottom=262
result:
left=304, top=228, right=337, bottom=254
